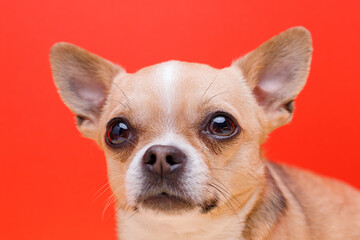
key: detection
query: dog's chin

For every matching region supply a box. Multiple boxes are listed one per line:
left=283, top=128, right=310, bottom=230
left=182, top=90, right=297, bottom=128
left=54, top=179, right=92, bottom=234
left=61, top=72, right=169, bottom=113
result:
left=139, top=192, right=196, bottom=214
left=137, top=193, right=219, bottom=214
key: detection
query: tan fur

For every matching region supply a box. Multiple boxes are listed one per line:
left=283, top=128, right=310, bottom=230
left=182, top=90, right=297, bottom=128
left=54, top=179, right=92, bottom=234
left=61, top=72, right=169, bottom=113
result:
left=50, top=27, right=360, bottom=240
left=233, top=27, right=312, bottom=132
left=50, top=43, right=122, bottom=138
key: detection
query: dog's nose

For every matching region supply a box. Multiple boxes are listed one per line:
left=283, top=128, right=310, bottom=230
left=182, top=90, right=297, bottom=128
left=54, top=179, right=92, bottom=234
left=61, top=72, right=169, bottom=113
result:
left=142, top=145, right=186, bottom=177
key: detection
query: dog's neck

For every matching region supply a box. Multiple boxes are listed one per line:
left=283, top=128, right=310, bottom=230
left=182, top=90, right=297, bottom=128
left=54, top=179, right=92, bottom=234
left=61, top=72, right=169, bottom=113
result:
left=117, top=210, right=243, bottom=240
left=116, top=165, right=287, bottom=240
left=242, top=164, right=288, bottom=240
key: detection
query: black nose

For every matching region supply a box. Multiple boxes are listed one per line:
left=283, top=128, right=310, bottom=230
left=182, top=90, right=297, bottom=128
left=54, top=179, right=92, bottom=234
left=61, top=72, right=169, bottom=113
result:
left=142, top=145, right=186, bottom=177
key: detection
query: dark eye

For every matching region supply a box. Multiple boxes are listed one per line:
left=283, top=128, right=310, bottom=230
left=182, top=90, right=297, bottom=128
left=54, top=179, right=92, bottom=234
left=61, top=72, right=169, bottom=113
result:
left=208, top=115, right=236, bottom=137
left=106, top=119, right=131, bottom=146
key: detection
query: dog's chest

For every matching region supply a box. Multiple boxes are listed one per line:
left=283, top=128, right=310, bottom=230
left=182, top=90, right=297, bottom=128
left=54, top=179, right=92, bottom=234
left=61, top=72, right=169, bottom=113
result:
left=117, top=211, right=243, bottom=240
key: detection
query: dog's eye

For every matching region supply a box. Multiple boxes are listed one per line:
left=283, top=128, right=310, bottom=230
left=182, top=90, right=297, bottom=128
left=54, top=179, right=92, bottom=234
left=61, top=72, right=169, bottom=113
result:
left=106, top=119, right=131, bottom=146
left=208, top=115, right=236, bottom=137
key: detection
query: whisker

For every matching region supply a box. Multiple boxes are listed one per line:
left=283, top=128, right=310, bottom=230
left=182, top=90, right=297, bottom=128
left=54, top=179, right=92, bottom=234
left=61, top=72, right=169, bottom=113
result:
left=210, top=179, right=243, bottom=209
left=112, top=82, right=132, bottom=111
left=209, top=166, right=263, bottom=184
left=209, top=167, right=239, bottom=173
left=120, top=89, right=132, bottom=112
left=202, top=70, right=220, bottom=97
left=204, top=91, right=229, bottom=105
left=93, top=182, right=112, bottom=201
left=102, top=193, right=117, bottom=219
left=125, top=139, right=137, bottom=148
left=108, top=81, right=133, bottom=112
left=101, top=181, right=127, bottom=219
left=209, top=183, right=240, bottom=220
left=123, top=209, right=138, bottom=221
left=93, top=174, right=124, bottom=201
left=108, top=98, right=129, bottom=110
left=208, top=179, right=232, bottom=196
left=114, top=200, right=138, bottom=221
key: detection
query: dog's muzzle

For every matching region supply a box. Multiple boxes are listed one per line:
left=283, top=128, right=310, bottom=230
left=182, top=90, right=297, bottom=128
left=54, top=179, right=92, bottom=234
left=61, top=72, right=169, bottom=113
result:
left=136, top=144, right=195, bottom=212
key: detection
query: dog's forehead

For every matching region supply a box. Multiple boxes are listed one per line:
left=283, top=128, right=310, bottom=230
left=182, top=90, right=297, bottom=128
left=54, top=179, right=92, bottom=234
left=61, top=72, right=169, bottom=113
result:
left=107, top=61, right=252, bottom=127
left=131, top=60, right=222, bottom=92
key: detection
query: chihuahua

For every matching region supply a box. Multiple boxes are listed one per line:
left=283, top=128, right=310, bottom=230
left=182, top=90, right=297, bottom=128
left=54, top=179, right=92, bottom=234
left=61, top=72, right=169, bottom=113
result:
left=50, top=27, right=360, bottom=240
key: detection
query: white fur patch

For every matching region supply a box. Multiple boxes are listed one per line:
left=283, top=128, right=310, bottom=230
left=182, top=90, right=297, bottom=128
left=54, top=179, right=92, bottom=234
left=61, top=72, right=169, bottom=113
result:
left=154, top=61, right=180, bottom=115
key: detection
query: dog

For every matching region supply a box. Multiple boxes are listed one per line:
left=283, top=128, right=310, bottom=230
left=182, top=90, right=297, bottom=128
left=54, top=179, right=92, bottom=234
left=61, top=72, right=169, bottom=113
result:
left=50, top=27, right=360, bottom=240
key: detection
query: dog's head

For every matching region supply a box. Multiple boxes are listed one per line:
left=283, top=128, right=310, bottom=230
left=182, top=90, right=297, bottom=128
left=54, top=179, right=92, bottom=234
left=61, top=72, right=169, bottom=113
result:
left=50, top=27, right=312, bottom=216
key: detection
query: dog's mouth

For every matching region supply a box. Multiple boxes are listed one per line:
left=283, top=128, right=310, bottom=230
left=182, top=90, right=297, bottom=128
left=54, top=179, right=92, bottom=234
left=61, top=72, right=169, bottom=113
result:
left=137, top=191, right=219, bottom=214
left=139, top=192, right=196, bottom=213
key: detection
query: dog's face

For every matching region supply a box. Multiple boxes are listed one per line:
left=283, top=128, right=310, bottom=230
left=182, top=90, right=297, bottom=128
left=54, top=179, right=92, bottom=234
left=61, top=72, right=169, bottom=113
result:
left=101, top=62, right=266, bottom=214
left=50, top=27, right=312, bottom=216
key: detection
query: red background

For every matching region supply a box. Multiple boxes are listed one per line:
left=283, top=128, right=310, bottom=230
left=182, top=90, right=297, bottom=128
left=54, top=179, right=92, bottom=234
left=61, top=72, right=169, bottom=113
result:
left=1, top=0, right=360, bottom=239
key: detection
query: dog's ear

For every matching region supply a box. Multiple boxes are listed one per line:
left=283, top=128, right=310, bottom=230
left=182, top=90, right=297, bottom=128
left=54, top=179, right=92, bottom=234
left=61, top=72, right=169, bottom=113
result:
left=50, top=43, right=123, bottom=139
left=233, top=27, right=312, bottom=132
